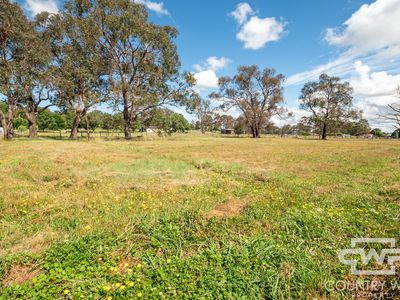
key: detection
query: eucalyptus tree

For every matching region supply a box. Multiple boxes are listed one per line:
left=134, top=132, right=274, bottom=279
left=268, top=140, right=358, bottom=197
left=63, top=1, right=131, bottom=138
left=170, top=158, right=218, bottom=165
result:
left=20, top=84, right=55, bottom=138
left=40, top=0, right=108, bottom=139
left=210, top=65, right=285, bottom=138
left=0, top=0, right=31, bottom=139
left=299, top=74, right=357, bottom=140
left=194, top=98, right=214, bottom=134
left=92, top=0, right=196, bottom=139
left=14, top=17, right=56, bottom=138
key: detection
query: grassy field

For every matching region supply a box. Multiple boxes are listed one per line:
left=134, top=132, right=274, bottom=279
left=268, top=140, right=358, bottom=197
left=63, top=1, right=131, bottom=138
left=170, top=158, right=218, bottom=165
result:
left=0, top=134, right=399, bottom=299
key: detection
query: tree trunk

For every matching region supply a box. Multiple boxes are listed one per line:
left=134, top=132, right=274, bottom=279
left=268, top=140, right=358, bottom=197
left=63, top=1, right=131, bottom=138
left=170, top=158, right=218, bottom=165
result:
left=0, top=111, right=7, bottom=140
left=25, top=112, right=38, bottom=138
left=70, top=112, right=82, bottom=140
left=3, top=128, right=12, bottom=140
left=28, top=120, right=38, bottom=138
left=0, top=105, right=15, bottom=140
left=321, top=123, right=327, bottom=140
left=250, top=125, right=256, bottom=138
left=251, top=124, right=261, bottom=138
left=1, top=115, right=9, bottom=140
left=124, top=124, right=132, bottom=140
left=255, top=124, right=260, bottom=138
left=85, top=114, right=90, bottom=140
left=122, top=90, right=133, bottom=140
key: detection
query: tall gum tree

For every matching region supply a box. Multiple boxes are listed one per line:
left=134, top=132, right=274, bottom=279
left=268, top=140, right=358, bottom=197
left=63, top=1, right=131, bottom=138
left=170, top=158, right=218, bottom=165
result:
left=15, top=16, right=55, bottom=138
left=210, top=65, right=285, bottom=138
left=92, top=0, right=196, bottom=139
left=0, top=0, right=32, bottom=140
left=194, top=98, right=214, bottom=134
left=299, top=74, right=357, bottom=140
left=41, top=1, right=108, bottom=140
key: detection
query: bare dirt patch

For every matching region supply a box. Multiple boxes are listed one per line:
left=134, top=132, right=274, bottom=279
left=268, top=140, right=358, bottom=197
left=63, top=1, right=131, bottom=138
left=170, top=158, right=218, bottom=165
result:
left=206, top=198, right=250, bottom=219
left=4, top=232, right=52, bottom=257
left=3, top=264, right=40, bottom=287
left=391, top=182, right=400, bottom=190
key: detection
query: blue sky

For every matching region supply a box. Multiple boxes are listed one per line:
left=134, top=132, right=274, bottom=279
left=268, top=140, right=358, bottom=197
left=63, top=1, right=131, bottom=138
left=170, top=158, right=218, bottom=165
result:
left=21, top=0, right=400, bottom=131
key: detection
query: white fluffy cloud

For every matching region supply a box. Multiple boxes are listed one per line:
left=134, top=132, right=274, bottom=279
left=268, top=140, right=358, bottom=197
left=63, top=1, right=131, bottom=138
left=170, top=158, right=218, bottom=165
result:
left=194, top=56, right=231, bottom=72
left=230, top=2, right=254, bottom=25
left=325, top=0, right=400, bottom=53
left=230, top=3, right=285, bottom=50
left=237, top=17, right=285, bottom=50
left=134, top=0, right=169, bottom=15
left=193, top=56, right=231, bottom=89
left=24, top=0, right=58, bottom=16
left=350, top=61, right=400, bottom=130
left=351, top=61, right=400, bottom=101
left=287, top=0, right=400, bottom=86
left=193, top=70, right=220, bottom=89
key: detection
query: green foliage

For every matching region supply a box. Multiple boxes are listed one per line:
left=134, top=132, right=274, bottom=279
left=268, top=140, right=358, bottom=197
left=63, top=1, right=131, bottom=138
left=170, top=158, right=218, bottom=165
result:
left=167, top=113, right=191, bottom=133
left=234, top=124, right=244, bottom=135
left=0, top=103, right=7, bottom=114
left=85, top=110, right=105, bottom=131
left=37, top=110, right=66, bottom=130
left=39, top=0, right=109, bottom=138
left=0, top=0, right=33, bottom=139
left=84, top=110, right=124, bottom=131
left=0, top=0, right=55, bottom=139
left=370, top=128, right=385, bottom=137
left=13, top=115, right=28, bottom=130
left=146, top=109, right=190, bottom=134
left=299, top=74, right=360, bottom=139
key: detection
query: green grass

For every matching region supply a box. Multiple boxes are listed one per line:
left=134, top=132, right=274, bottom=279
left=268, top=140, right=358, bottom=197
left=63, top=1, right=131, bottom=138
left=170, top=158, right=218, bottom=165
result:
left=0, top=134, right=399, bottom=299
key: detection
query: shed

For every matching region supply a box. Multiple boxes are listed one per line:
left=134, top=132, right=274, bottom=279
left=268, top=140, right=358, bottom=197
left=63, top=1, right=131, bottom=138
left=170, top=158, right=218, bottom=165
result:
left=220, top=128, right=234, bottom=135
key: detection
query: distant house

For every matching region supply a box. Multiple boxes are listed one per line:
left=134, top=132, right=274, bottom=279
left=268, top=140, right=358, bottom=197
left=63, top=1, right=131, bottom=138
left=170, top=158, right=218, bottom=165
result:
left=220, top=128, right=234, bottom=135
left=362, top=133, right=374, bottom=139
left=141, top=126, right=160, bottom=134
left=146, top=127, right=156, bottom=133
left=391, top=129, right=400, bottom=139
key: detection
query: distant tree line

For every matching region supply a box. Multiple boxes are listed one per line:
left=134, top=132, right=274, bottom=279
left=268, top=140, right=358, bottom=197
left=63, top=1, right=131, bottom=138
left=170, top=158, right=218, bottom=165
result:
left=192, top=109, right=372, bottom=137
left=7, top=106, right=190, bottom=134
left=200, top=67, right=392, bottom=139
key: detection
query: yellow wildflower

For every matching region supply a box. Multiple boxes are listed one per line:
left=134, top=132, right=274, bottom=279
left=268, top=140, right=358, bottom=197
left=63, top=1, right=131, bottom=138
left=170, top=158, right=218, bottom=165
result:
left=102, top=286, right=111, bottom=292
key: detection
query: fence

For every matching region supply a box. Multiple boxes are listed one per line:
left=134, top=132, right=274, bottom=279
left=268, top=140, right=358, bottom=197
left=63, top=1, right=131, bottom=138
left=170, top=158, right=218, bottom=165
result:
left=14, top=130, right=126, bottom=139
